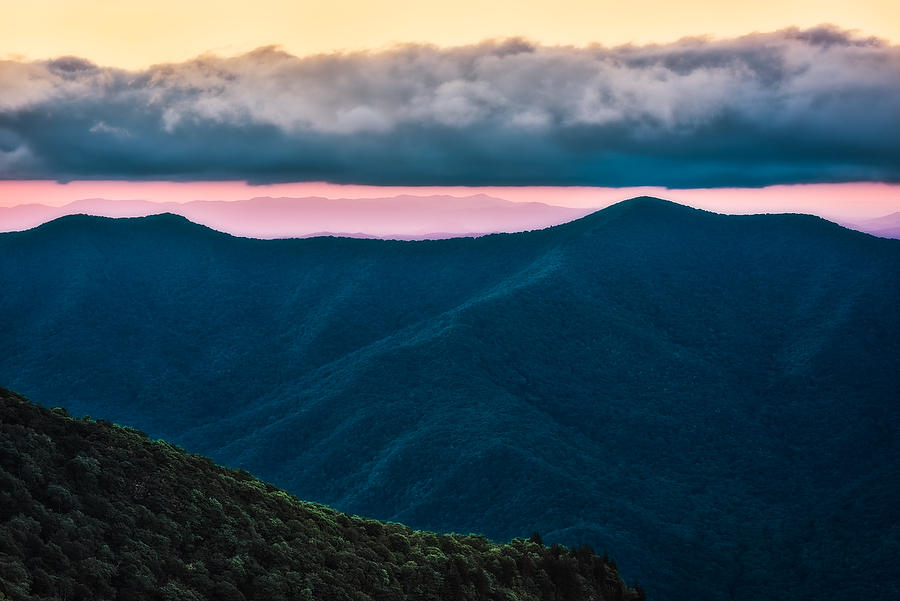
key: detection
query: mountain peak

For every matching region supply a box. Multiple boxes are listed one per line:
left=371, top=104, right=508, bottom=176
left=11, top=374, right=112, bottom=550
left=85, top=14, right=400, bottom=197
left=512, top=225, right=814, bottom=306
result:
left=554, top=196, right=703, bottom=234
left=40, top=211, right=213, bottom=233
left=609, top=196, right=703, bottom=215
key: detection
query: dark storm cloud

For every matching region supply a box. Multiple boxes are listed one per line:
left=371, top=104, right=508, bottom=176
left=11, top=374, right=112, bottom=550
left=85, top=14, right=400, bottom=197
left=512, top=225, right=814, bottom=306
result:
left=1, top=26, right=899, bottom=186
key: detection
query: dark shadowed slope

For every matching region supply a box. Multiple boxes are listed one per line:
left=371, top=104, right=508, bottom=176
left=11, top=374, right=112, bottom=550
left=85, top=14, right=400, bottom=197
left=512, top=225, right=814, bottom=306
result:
left=1, top=198, right=899, bottom=601
left=0, top=388, right=641, bottom=601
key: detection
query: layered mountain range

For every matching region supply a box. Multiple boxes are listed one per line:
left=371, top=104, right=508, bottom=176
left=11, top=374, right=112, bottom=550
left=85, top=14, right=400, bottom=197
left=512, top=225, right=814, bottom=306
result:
left=843, top=212, right=900, bottom=239
left=1, top=198, right=898, bottom=600
left=0, top=195, right=591, bottom=239
left=4, top=194, right=900, bottom=240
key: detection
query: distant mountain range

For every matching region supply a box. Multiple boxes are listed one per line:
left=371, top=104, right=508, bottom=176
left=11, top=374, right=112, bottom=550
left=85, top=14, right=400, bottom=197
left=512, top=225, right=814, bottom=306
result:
left=2, top=198, right=899, bottom=601
left=0, top=387, right=641, bottom=601
left=843, top=211, right=900, bottom=239
left=4, top=193, right=900, bottom=241
left=0, top=194, right=592, bottom=239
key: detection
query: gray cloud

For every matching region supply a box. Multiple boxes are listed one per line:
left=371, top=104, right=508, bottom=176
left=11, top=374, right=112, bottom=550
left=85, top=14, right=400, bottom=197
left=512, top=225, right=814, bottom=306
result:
left=1, top=26, right=899, bottom=186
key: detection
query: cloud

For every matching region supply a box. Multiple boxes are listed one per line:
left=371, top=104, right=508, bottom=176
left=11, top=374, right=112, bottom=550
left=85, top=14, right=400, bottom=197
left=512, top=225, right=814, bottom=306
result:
left=1, top=26, right=899, bottom=186
left=89, top=121, right=132, bottom=138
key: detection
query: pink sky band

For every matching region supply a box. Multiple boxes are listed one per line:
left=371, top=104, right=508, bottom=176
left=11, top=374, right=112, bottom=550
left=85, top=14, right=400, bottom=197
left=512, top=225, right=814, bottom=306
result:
left=1, top=181, right=898, bottom=223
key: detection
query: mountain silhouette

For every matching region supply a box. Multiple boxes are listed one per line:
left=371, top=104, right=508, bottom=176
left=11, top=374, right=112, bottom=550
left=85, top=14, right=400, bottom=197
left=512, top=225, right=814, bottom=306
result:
left=1, top=198, right=898, bottom=601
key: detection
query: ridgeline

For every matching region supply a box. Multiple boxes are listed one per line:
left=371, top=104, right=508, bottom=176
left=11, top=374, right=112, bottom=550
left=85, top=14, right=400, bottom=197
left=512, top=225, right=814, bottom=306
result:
left=2, top=198, right=899, bottom=600
left=0, top=388, right=641, bottom=601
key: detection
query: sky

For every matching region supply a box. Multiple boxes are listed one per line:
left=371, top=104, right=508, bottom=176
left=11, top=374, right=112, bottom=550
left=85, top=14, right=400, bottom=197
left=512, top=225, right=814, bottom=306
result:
left=4, top=1, right=900, bottom=69
left=1, top=1, right=899, bottom=228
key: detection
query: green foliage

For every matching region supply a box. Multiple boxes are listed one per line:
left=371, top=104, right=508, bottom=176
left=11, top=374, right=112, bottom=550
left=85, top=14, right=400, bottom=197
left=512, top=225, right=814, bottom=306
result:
left=0, top=389, right=639, bottom=601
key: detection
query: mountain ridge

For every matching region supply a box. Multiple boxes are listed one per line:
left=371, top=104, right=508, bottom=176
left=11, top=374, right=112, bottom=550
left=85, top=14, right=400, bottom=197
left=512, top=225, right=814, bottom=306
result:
left=2, top=196, right=898, bottom=601
left=18, top=194, right=893, bottom=244
left=0, top=387, right=642, bottom=601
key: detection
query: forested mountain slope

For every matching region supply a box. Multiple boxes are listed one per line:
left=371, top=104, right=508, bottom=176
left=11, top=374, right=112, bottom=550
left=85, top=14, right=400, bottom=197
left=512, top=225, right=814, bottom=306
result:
left=0, top=388, right=641, bottom=601
left=2, top=198, right=898, bottom=600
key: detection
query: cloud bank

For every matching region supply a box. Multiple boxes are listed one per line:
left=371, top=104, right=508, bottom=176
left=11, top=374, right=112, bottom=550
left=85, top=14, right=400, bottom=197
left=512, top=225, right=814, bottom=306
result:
left=1, top=26, right=899, bottom=186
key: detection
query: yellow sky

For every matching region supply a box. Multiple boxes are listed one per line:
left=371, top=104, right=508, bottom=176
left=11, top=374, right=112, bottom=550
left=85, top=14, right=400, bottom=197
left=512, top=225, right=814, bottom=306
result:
left=2, top=0, right=897, bottom=69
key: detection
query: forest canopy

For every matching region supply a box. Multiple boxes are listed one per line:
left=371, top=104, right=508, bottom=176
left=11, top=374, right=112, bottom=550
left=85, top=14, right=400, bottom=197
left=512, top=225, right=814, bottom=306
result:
left=0, top=388, right=642, bottom=601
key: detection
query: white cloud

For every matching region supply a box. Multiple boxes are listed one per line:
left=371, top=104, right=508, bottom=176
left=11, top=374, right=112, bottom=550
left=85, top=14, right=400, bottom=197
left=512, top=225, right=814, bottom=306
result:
left=1, top=26, right=898, bottom=185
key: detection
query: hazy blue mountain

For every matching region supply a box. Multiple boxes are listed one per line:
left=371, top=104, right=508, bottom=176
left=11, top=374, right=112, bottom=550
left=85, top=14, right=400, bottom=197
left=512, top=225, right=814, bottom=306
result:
left=2, top=198, right=899, bottom=601
left=845, top=211, right=900, bottom=239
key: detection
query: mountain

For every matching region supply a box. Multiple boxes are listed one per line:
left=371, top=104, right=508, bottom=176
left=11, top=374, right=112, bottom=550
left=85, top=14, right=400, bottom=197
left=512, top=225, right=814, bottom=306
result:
left=0, top=195, right=591, bottom=239
left=1, top=197, right=899, bottom=601
left=0, top=388, right=641, bottom=601
left=844, top=211, right=900, bottom=239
